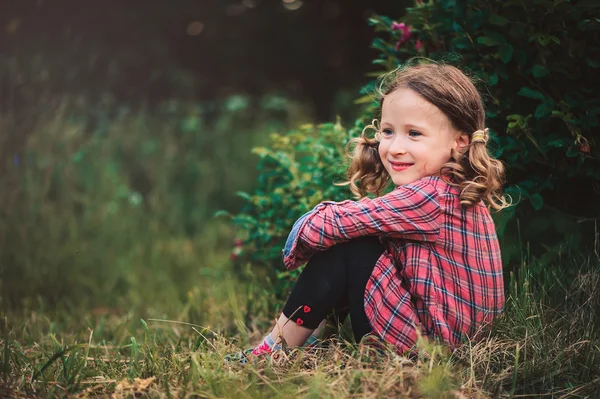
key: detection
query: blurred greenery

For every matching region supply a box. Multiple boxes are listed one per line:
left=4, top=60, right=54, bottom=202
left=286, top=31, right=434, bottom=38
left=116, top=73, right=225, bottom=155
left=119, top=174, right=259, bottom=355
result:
left=0, top=0, right=411, bottom=120
left=0, top=92, right=312, bottom=310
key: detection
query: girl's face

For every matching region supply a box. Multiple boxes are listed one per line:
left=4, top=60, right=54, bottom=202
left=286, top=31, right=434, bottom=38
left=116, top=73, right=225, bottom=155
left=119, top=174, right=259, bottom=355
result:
left=378, top=88, right=468, bottom=187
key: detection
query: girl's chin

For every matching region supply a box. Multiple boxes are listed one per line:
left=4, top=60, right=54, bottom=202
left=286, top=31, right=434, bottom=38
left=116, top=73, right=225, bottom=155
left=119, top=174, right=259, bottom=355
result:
left=391, top=176, right=417, bottom=186
left=389, top=170, right=430, bottom=186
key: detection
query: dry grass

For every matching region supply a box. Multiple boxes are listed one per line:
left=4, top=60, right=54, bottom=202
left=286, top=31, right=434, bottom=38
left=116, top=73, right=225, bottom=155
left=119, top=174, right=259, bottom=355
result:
left=2, top=257, right=600, bottom=398
left=0, top=322, right=485, bottom=399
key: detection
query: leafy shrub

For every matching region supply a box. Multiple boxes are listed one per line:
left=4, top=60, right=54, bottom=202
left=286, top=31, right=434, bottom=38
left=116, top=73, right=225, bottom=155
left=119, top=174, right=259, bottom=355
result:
left=226, top=120, right=358, bottom=296
left=366, top=0, right=600, bottom=265
left=230, top=0, right=600, bottom=285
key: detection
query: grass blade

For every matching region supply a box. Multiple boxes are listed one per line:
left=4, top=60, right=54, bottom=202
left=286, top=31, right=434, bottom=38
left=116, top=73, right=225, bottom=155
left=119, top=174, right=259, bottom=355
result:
left=31, top=346, right=74, bottom=383
left=2, top=317, right=10, bottom=383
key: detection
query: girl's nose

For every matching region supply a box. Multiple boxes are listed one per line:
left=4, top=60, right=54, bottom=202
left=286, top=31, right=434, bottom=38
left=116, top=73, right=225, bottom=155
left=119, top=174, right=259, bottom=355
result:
left=389, top=136, right=407, bottom=155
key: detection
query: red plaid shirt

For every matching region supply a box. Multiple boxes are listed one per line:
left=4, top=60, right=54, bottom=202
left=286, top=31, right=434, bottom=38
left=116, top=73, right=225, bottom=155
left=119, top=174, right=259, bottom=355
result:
left=283, top=175, right=504, bottom=352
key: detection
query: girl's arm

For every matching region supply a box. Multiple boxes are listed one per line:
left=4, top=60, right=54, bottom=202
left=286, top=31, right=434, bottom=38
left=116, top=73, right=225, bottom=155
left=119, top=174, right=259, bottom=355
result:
left=283, top=178, right=442, bottom=270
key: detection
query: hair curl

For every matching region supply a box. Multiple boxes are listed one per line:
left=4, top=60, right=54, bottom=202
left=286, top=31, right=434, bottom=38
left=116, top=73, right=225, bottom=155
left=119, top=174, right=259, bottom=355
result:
left=341, top=60, right=510, bottom=211
left=343, top=119, right=391, bottom=197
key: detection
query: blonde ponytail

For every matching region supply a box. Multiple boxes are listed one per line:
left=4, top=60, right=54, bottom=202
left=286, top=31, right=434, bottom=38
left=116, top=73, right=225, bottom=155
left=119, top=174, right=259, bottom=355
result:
left=443, top=133, right=511, bottom=211
left=338, top=120, right=390, bottom=198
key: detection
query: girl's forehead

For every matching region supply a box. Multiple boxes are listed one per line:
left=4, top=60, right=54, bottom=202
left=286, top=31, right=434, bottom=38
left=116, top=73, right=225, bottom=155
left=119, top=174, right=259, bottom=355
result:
left=381, top=88, right=449, bottom=126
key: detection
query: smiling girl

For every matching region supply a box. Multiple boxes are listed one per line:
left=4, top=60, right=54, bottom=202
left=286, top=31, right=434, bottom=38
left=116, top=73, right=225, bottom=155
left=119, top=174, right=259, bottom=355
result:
left=229, top=62, right=510, bottom=362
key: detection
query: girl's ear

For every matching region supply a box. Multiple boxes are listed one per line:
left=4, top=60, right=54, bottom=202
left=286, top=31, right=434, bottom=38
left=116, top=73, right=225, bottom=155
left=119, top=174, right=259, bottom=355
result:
left=454, top=132, right=470, bottom=153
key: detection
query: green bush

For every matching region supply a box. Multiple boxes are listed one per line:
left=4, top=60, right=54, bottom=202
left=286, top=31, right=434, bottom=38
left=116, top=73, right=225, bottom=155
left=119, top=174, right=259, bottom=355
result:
left=230, top=0, right=600, bottom=286
left=227, top=119, right=356, bottom=296
left=366, top=0, right=600, bottom=265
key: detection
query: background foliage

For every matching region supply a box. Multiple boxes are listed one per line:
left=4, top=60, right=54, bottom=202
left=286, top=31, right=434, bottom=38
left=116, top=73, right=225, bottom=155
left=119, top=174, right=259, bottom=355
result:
left=0, top=93, right=309, bottom=309
left=0, top=0, right=411, bottom=121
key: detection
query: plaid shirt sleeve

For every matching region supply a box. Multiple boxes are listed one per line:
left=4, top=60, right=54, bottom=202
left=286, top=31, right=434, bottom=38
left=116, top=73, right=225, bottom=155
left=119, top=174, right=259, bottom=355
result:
left=283, top=178, right=441, bottom=270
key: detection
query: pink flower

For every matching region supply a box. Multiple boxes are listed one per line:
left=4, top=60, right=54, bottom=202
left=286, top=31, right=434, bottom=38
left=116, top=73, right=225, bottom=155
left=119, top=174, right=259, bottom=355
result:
left=230, top=238, right=244, bottom=260
left=391, top=22, right=405, bottom=32
left=391, top=22, right=411, bottom=38
left=391, top=21, right=412, bottom=50
left=415, top=39, right=424, bottom=51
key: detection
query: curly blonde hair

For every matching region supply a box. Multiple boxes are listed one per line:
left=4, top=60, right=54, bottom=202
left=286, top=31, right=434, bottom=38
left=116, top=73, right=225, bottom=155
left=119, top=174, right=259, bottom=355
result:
left=343, top=61, right=510, bottom=211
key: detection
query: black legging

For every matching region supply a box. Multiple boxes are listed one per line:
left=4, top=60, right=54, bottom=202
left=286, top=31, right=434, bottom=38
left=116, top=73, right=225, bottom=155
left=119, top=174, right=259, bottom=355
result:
left=282, top=236, right=385, bottom=342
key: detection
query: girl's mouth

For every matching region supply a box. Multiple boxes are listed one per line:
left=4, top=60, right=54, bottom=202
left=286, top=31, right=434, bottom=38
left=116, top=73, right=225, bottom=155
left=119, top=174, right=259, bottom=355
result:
left=389, top=161, right=413, bottom=172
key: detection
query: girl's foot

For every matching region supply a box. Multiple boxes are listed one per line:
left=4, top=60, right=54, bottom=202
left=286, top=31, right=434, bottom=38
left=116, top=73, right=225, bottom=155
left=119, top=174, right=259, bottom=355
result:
left=304, top=334, right=320, bottom=348
left=223, top=348, right=256, bottom=364
left=224, top=334, right=321, bottom=364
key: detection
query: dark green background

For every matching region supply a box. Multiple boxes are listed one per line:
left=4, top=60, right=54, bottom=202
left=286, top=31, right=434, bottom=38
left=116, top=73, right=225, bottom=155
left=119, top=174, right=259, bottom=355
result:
left=1, top=0, right=410, bottom=120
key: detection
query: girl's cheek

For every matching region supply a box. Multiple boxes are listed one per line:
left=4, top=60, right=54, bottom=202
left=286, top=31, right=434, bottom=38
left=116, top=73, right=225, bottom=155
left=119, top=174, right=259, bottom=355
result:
left=378, top=143, right=387, bottom=159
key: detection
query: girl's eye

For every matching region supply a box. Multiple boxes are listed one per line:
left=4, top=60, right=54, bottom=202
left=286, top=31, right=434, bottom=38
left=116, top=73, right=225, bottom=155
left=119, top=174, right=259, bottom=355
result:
left=381, top=129, right=395, bottom=137
left=408, top=130, right=422, bottom=137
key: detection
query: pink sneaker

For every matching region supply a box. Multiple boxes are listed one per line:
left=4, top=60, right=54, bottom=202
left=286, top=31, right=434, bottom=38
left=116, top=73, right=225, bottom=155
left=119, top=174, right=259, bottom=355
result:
left=251, top=340, right=274, bottom=356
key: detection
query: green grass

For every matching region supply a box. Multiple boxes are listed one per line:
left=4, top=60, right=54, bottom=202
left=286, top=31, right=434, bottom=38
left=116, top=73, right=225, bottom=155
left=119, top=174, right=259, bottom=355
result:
left=2, top=255, right=599, bottom=398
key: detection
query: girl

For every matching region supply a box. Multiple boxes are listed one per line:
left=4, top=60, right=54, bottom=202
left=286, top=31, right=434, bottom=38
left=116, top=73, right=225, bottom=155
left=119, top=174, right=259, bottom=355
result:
left=233, top=62, right=508, bottom=361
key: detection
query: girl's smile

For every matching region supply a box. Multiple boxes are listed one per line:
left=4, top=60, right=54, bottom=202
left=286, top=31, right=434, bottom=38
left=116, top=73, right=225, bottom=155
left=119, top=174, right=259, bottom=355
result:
left=388, top=161, right=414, bottom=172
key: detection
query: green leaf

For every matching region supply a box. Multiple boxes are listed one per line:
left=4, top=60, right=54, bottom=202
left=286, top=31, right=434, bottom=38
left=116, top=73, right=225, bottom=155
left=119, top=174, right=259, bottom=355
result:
left=371, top=38, right=388, bottom=52
left=452, top=21, right=464, bottom=33
left=529, top=194, right=544, bottom=210
left=452, top=37, right=472, bottom=49
left=517, top=87, right=545, bottom=101
left=236, top=191, right=252, bottom=201
left=534, top=34, right=560, bottom=46
left=544, top=139, right=567, bottom=148
left=477, top=36, right=503, bottom=46
left=538, top=35, right=550, bottom=46
left=532, top=64, right=549, bottom=78
left=566, top=146, right=580, bottom=158
left=354, top=94, right=376, bottom=105
left=519, top=179, right=537, bottom=192
left=535, top=102, right=554, bottom=118
left=499, top=44, right=514, bottom=63
left=489, top=73, right=499, bottom=86
left=489, top=14, right=509, bottom=26
left=214, top=210, right=231, bottom=218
